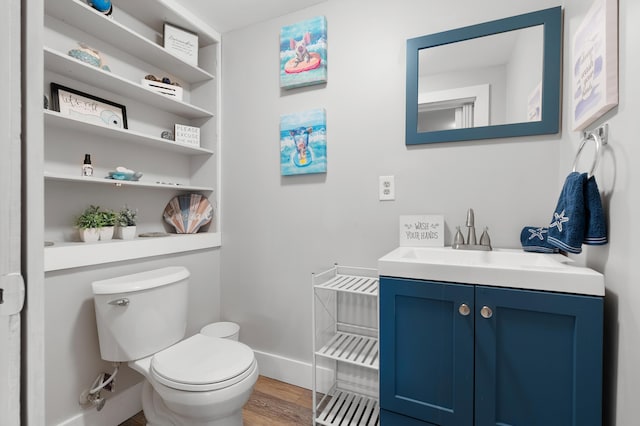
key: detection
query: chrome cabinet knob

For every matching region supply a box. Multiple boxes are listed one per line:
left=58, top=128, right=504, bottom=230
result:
left=480, top=305, right=493, bottom=319
left=458, top=303, right=471, bottom=316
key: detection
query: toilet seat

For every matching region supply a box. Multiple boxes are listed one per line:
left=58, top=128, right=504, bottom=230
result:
left=151, top=334, right=256, bottom=392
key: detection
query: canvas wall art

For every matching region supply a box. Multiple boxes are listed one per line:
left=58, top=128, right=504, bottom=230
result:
left=280, top=16, right=327, bottom=89
left=280, top=108, right=327, bottom=176
left=571, top=0, right=618, bottom=131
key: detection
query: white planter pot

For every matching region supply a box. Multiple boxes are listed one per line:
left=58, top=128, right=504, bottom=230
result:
left=116, top=225, right=137, bottom=240
left=98, top=226, right=114, bottom=241
left=79, top=228, right=99, bottom=242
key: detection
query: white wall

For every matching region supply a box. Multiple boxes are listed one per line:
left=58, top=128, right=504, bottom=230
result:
left=562, top=2, right=640, bottom=425
left=222, top=0, right=640, bottom=425
left=221, top=0, right=562, bottom=372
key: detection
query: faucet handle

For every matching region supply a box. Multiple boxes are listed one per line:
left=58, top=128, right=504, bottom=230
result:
left=454, top=226, right=465, bottom=246
left=480, top=227, right=491, bottom=247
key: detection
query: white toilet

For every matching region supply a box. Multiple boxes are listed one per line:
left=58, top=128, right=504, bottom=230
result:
left=92, top=266, right=258, bottom=426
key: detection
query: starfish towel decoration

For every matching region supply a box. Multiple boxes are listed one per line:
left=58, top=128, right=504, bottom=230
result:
left=549, top=210, right=569, bottom=232
left=528, top=227, right=547, bottom=241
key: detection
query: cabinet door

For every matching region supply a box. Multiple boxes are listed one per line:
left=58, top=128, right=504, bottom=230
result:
left=474, top=286, right=603, bottom=426
left=380, top=277, right=474, bottom=425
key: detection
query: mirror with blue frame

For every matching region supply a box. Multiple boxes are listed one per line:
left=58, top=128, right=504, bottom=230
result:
left=406, top=7, right=562, bottom=145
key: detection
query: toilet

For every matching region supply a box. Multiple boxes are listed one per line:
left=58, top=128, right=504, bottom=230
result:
left=92, top=266, right=258, bottom=426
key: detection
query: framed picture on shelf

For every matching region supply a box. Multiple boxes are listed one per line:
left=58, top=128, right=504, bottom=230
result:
left=50, top=83, right=128, bottom=129
left=164, top=23, right=199, bottom=66
left=174, top=124, right=200, bottom=147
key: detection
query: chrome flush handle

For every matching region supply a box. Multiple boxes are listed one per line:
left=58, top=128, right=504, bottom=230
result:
left=108, top=298, right=130, bottom=307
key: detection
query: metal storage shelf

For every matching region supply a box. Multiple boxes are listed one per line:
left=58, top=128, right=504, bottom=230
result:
left=312, top=265, right=379, bottom=426
left=315, top=387, right=380, bottom=426
left=313, top=273, right=378, bottom=296
left=316, top=332, right=379, bottom=369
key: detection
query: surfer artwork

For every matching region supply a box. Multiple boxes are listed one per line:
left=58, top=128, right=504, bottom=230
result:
left=280, top=16, right=327, bottom=89
left=280, top=109, right=327, bottom=176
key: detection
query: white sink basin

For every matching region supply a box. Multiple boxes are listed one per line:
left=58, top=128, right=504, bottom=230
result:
left=378, top=246, right=604, bottom=296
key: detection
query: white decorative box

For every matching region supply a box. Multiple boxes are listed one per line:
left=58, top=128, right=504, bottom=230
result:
left=174, top=124, right=200, bottom=147
left=141, top=79, right=183, bottom=101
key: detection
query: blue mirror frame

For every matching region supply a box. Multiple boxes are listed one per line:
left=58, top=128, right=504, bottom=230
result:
left=406, top=7, right=562, bottom=145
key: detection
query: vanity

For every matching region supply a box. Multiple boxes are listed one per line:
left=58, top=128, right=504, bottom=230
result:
left=378, top=247, right=604, bottom=426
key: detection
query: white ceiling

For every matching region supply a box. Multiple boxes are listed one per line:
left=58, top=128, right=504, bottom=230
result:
left=179, top=0, right=327, bottom=33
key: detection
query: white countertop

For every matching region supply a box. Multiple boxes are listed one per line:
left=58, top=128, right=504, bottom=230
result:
left=378, top=246, right=604, bottom=296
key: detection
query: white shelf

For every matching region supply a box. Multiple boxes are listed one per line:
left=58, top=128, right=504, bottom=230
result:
left=316, top=332, right=379, bottom=370
left=44, top=232, right=221, bottom=271
left=44, top=110, right=214, bottom=156
left=315, top=388, right=380, bottom=426
left=44, top=47, right=214, bottom=119
left=111, top=0, right=219, bottom=46
left=314, top=274, right=378, bottom=296
left=45, top=0, right=215, bottom=84
left=44, top=171, right=214, bottom=192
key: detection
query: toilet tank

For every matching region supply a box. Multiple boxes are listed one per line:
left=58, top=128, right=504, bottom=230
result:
left=92, top=266, right=190, bottom=362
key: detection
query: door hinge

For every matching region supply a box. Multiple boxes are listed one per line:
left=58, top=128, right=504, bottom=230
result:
left=0, top=273, right=25, bottom=316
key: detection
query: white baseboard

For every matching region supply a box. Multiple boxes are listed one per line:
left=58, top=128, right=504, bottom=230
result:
left=57, top=382, right=143, bottom=426
left=253, top=349, right=312, bottom=389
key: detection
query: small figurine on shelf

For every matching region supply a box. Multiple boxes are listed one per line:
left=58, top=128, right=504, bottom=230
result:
left=87, top=0, right=113, bottom=16
left=68, top=43, right=111, bottom=71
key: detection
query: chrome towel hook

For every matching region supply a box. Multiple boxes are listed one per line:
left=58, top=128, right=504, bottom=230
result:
left=572, top=124, right=608, bottom=178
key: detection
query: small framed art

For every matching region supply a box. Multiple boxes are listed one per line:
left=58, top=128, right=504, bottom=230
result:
left=280, top=108, right=327, bottom=176
left=50, top=83, right=127, bottom=129
left=280, top=16, right=327, bottom=89
left=572, top=0, right=618, bottom=131
left=164, top=23, right=199, bottom=66
left=174, top=124, right=200, bottom=147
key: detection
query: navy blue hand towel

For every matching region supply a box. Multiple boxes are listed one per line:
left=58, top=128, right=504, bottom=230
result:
left=520, top=226, right=560, bottom=253
left=583, top=176, right=607, bottom=245
left=547, top=172, right=587, bottom=254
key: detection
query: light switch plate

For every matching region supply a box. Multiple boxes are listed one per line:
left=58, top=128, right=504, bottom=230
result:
left=379, top=176, right=395, bottom=201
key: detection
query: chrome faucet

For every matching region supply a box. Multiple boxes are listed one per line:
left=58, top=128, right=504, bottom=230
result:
left=453, top=208, right=492, bottom=251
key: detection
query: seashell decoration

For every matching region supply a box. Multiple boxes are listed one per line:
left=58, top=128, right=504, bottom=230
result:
left=163, top=194, right=213, bottom=234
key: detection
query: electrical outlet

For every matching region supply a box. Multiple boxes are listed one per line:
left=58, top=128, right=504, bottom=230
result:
left=379, top=176, right=395, bottom=201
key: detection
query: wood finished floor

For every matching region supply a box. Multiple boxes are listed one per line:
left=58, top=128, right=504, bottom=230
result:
left=118, top=375, right=313, bottom=426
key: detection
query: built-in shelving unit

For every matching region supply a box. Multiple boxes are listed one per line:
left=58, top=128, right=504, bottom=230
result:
left=43, top=0, right=221, bottom=268
left=44, top=110, right=214, bottom=155
left=44, top=47, right=214, bottom=119
left=44, top=232, right=221, bottom=272
left=312, top=266, right=380, bottom=426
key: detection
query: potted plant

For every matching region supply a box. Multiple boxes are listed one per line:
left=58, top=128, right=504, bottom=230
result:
left=115, top=206, right=138, bottom=240
left=98, top=208, right=117, bottom=241
left=74, top=205, right=102, bottom=242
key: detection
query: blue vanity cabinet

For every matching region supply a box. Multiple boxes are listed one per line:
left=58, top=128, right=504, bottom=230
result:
left=379, top=276, right=603, bottom=426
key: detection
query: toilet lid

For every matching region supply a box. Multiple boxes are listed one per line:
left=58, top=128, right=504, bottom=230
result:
left=151, top=334, right=255, bottom=391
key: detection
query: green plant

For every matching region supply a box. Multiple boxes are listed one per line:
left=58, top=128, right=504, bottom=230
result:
left=99, top=209, right=118, bottom=227
left=116, top=206, right=138, bottom=227
left=74, top=205, right=118, bottom=229
left=74, top=205, right=102, bottom=229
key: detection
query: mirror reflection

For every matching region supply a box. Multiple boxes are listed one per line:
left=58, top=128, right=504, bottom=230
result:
left=418, top=25, right=543, bottom=132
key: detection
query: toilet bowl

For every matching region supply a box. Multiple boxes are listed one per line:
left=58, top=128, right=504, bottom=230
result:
left=91, top=267, right=258, bottom=426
